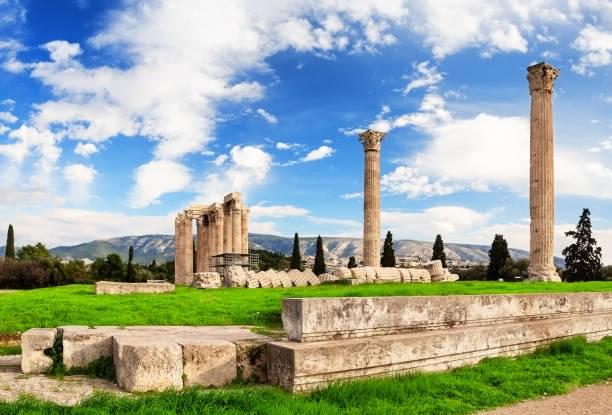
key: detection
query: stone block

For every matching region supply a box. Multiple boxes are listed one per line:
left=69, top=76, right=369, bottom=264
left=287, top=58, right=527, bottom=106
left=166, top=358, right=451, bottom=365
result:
left=350, top=267, right=367, bottom=279
left=95, top=281, right=175, bottom=295
left=269, top=313, right=612, bottom=392
left=268, top=270, right=283, bottom=288
left=178, top=339, right=236, bottom=387
left=21, top=328, right=57, bottom=374
left=257, top=271, right=272, bottom=288
left=191, top=272, right=222, bottom=289
left=282, top=292, right=612, bottom=342
left=425, top=260, right=444, bottom=278
left=225, top=266, right=247, bottom=287
left=362, top=266, right=377, bottom=282
left=113, top=336, right=183, bottom=392
left=374, top=267, right=401, bottom=282
left=246, top=274, right=259, bottom=288
left=398, top=268, right=411, bottom=283
left=277, top=271, right=292, bottom=288
left=318, top=273, right=338, bottom=283
left=235, top=340, right=268, bottom=383
left=303, top=269, right=320, bottom=285
left=288, top=270, right=308, bottom=287
left=62, top=327, right=120, bottom=369
left=333, top=267, right=352, bottom=279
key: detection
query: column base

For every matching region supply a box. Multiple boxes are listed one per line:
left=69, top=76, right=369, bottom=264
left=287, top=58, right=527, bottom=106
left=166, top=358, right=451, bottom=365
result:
left=528, top=268, right=561, bottom=282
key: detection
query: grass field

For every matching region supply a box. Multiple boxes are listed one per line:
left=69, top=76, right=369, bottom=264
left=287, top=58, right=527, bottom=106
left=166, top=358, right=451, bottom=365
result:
left=0, top=336, right=610, bottom=414
left=0, top=281, right=610, bottom=334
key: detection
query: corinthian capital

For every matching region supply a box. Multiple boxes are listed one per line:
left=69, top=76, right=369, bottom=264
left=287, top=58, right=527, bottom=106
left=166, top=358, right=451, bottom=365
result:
left=527, top=62, right=559, bottom=93
left=359, top=129, right=386, bottom=151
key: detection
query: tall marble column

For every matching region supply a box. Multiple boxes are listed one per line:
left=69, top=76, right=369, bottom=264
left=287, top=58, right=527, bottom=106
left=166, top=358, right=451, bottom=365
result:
left=223, top=203, right=233, bottom=254
left=196, top=217, right=208, bottom=273
left=527, top=62, right=561, bottom=282
left=241, top=208, right=249, bottom=255
left=232, top=202, right=242, bottom=254
left=183, top=212, right=194, bottom=283
left=174, top=214, right=185, bottom=284
left=214, top=205, right=224, bottom=257
left=358, top=129, right=386, bottom=267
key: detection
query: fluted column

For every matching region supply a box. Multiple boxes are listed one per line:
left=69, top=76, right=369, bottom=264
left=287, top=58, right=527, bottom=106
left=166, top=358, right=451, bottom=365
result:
left=196, top=217, right=208, bottom=273
left=223, top=203, right=232, bottom=254
left=241, top=208, right=249, bottom=255
left=174, top=214, right=185, bottom=284
left=359, top=129, right=386, bottom=267
left=183, top=212, right=193, bottom=283
left=214, top=206, right=224, bottom=256
left=232, top=203, right=242, bottom=254
left=527, top=62, right=561, bottom=282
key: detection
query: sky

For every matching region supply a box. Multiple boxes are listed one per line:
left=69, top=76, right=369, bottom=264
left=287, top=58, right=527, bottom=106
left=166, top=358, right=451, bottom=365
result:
left=0, top=0, right=611, bottom=263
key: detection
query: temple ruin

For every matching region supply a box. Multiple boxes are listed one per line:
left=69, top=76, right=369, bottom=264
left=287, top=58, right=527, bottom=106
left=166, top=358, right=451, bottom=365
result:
left=174, top=192, right=251, bottom=285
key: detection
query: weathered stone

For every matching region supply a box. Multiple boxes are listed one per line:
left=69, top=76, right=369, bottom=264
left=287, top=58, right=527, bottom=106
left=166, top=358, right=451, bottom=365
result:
left=268, top=313, right=612, bottom=392
left=374, top=267, right=401, bottom=283
left=62, top=327, right=120, bottom=370
left=303, top=269, right=320, bottom=285
left=235, top=340, right=268, bottom=383
left=398, top=268, right=411, bottom=283
left=277, top=271, right=292, bottom=288
left=268, top=270, right=283, bottom=288
left=257, top=271, right=272, bottom=288
left=113, top=336, right=183, bottom=392
left=350, top=267, right=367, bottom=279
left=318, top=273, right=338, bottom=283
left=21, top=328, right=56, bottom=374
left=95, top=281, right=175, bottom=295
left=425, top=260, right=444, bottom=278
left=246, top=274, right=259, bottom=288
left=363, top=266, right=377, bottom=282
left=225, top=266, right=247, bottom=288
left=288, top=269, right=308, bottom=287
left=281, top=292, right=612, bottom=342
left=191, top=272, right=222, bottom=289
left=333, top=267, right=352, bottom=279
left=178, top=339, right=236, bottom=387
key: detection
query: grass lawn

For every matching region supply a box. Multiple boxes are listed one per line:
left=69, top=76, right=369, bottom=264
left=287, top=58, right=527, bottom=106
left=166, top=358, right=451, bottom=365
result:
left=1, top=336, right=610, bottom=414
left=0, top=281, right=610, bottom=334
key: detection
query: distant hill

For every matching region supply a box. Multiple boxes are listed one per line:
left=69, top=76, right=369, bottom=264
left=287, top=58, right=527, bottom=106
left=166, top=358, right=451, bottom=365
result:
left=1, top=234, right=564, bottom=267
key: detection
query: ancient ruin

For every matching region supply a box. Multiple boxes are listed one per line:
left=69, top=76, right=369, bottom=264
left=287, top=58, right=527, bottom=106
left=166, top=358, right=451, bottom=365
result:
left=174, top=192, right=250, bottom=285
left=358, top=129, right=386, bottom=267
left=527, top=62, right=561, bottom=282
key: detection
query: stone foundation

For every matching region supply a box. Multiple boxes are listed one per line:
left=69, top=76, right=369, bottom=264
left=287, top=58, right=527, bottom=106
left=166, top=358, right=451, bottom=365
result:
left=95, top=281, right=175, bottom=295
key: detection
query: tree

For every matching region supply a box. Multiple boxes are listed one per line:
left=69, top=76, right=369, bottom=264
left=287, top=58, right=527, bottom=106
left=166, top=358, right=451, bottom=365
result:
left=126, top=246, right=136, bottom=282
left=5, top=224, right=15, bottom=260
left=562, top=208, right=602, bottom=282
left=313, top=235, right=326, bottom=276
left=487, top=234, right=511, bottom=280
left=381, top=231, right=396, bottom=267
left=290, top=233, right=302, bottom=270
left=91, top=254, right=125, bottom=281
left=347, top=256, right=358, bottom=268
left=17, top=243, right=51, bottom=261
left=431, top=234, right=447, bottom=268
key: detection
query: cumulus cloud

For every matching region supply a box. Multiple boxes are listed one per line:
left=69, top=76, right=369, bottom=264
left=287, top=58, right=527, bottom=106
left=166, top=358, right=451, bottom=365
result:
left=74, top=142, right=98, bottom=158
left=276, top=142, right=301, bottom=150
left=250, top=203, right=310, bottom=218
left=0, top=111, right=17, bottom=123
left=401, top=61, right=443, bottom=94
left=130, top=160, right=192, bottom=208
left=340, top=192, right=363, bottom=199
left=302, top=145, right=335, bottom=162
left=212, top=154, right=228, bottom=166
left=256, top=108, right=278, bottom=124
left=63, top=163, right=97, bottom=202
left=572, top=25, right=612, bottom=75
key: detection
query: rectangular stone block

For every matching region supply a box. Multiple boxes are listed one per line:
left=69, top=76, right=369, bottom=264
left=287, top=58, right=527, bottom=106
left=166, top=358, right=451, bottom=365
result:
left=235, top=340, right=268, bottom=383
left=178, top=339, right=236, bottom=387
left=282, top=292, right=612, bottom=342
left=268, top=314, right=612, bottom=392
left=21, top=328, right=56, bottom=374
left=95, top=281, right=175, bottom=295
left=113, top=336, right=183, bottom=392
left=61, top=326, right=121, bottom=369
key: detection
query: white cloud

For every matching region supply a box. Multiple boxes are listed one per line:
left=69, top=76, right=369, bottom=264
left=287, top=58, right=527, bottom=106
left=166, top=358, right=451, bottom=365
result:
left=276, top=142, right=301, bottom=150
left=74, top=142, right=98, bottom=158
left=63, top=163, right=97, bottom=186
left=256, top=108, right=278, bottom=124
left=0, top=111, right=17, bottom=123
left=572, top=25, right=612, bottom=75
left=340, top=192, right=363, bottom=199
left=43, top=40, right=82, bottom=63
left=250, top=203, right=310, bottom=218
left=302, top=145, right=335, bottom=162
left=130, top=160, right=192, bottom=208
left=382, top=166, right=463, bottom=198
left=212, top=154, right=228, bottom=166
left=401, top=61, right=443, bottom=94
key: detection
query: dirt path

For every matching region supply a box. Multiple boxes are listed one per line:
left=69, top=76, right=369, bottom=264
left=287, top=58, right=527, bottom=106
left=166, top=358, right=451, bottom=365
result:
left=479, top=382, right=612, bottom=415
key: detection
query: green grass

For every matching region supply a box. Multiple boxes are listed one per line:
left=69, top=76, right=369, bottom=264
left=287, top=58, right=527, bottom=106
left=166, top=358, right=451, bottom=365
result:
left=0, top=282, right=611, bottom=334
left=0, top=336, right=610, bottom=414
left=0, top=345, right=20, bottom=355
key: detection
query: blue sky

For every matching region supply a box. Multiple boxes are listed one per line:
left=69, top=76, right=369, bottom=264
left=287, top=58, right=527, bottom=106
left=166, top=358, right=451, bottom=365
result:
left=0, top=0, right=611, bottom=263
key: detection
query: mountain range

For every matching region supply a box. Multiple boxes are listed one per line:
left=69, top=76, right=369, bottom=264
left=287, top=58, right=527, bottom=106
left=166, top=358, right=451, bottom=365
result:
left=1, top=234, right=564, bottom=267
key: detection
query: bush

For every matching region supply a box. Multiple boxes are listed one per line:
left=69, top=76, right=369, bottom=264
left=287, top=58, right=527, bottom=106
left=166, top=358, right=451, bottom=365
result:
left=0, top=259, right=49, bottom=289
left=453, top=265, right=487, bottom=281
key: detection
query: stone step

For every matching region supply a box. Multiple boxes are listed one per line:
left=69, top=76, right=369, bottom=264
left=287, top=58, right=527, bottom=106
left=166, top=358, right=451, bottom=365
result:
left=0, top=355, right=21, bottom=373
left=267, top=314, right=612, bottom=392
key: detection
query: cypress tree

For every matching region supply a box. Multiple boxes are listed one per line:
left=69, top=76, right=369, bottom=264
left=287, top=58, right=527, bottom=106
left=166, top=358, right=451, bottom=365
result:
left=431, top=234, right=447, bottom=268
left=487, top=234, right=510, bottom=280
left=381, top=231, right=396, bottom=267
left=126, top=246, right=136, bottom=282
left=5, top=224, right=15, bottom=259
left=347, top=256, right=358, bottom=268
left=313, top=235, right=326, bottom=276
left=562, top=208, right=602, bottom=282
left=290, top=233, right=302, bottom=270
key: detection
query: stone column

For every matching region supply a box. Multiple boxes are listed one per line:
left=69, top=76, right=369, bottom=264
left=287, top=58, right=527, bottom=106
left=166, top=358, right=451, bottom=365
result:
left=527, top=62, right=561, bottom=282
left=196, top=217, right=208, bottom=273
left=183, top=212, right=194, bottom=284
left=232, top=202, right=242, bottom=254
left=174, top=214, right=185, bottom=284
left=223, top=203, right=233, bottom=254
left=214, top=206, right=224, bottom=256
left=359, top=129, right=386, bottom=267
left=241, top=208, right=249, bottom=255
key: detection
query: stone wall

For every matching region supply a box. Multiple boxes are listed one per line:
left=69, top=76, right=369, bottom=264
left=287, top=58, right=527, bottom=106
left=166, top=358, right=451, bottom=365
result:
left=95, top=281, right=175, bottom=295
left=268, top=292, right=612, bottom=392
